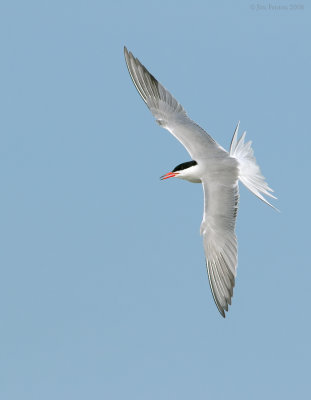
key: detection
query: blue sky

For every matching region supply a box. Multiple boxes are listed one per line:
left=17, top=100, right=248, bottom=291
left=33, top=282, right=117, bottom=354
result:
left=0, top=1, right=310, bottom=399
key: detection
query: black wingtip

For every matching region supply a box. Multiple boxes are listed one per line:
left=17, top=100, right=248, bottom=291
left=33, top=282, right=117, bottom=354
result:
left=206, top=261, right=228, bottom=319
left=124, top=46, right=129, bottom=60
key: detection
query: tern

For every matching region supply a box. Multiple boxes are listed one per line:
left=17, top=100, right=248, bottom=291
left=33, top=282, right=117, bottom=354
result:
left=124, top=47, right=277, bottom=317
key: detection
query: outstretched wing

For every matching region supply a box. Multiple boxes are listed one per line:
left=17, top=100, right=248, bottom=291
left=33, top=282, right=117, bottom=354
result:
left=124, top=47, right=227, bottom=160
left=201, top=177, right=239, bottom=318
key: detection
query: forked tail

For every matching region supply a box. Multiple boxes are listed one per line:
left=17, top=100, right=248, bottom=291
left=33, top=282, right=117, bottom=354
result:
left=230, top=122, right=278, bottom=211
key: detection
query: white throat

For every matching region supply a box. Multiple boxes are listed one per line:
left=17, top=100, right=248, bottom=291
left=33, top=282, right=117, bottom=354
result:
left=176, top=164, right=201, bottom=183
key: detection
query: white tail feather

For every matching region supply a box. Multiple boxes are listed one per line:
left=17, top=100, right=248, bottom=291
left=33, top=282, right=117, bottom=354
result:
left=230, top=122, right=278, bottom=211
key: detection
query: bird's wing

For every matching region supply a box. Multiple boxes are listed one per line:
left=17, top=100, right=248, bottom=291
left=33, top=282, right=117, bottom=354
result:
left=124, top=47, right=227, bottom=160
left=201, top=177, right=239, bottom=318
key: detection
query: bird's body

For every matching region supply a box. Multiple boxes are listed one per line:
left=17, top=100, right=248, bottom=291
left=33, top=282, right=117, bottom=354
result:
left=124, top=47, right=277, bottom=317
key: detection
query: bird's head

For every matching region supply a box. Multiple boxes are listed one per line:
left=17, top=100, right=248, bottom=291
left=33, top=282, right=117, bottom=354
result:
left=160, top=160, right=199, bottom=182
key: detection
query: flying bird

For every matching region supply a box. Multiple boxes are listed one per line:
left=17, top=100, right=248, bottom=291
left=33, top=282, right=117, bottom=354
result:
left=124, top=47, right=277, bottom=317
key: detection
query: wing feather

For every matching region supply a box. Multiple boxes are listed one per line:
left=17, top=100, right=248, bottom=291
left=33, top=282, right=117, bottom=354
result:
left=124, top=47, right=227, bottom=160
left=201, top=178, right=239, bottom=318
